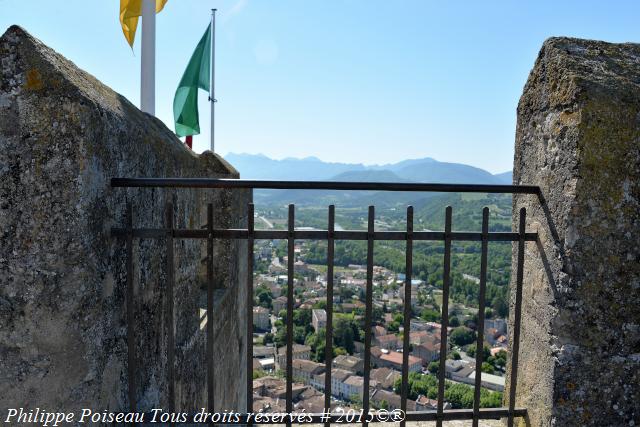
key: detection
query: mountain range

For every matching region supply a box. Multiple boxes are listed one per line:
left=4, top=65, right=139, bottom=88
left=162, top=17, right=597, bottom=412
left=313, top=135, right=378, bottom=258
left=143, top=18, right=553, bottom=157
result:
left=223, top=153, right=513, bottom=206
left=225, top=153, right=512, bottom=184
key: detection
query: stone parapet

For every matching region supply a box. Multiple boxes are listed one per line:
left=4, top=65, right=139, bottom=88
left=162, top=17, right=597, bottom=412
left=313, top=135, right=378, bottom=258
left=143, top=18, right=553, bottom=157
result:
left=0, top=25, right=249, bottom=414
left=508, top=37, right=640, bottom=426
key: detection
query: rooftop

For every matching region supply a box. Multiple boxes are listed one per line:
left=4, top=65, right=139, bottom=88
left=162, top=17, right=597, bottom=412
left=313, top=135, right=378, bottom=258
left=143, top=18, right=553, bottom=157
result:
left=371, top=389, right=416, bottom=411
left=370, top=367, right=401, bottom=389
left=380, top=350, right=421, bottom=366
left=343, top=375, right=364, bottom=387
left=468, top=371, right=506, bottom=386
left=331, top=368, right=353, bottom=382
left=333, top=354, right=363, bottom=368
left=415, top=341, right=440, bottom=352
left=292, top=359, right=325, bottom=374
left=277, top=344, right=311, bottom=355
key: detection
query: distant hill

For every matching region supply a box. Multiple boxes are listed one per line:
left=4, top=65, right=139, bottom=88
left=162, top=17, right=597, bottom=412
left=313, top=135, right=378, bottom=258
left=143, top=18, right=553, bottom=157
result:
left=369, top=157, right=438, bottom=172
left=225, top=153, right=504, bottom=184
left=223, top=153, right=509, bottom=206
left=494, top=171, right=513, bottom=184
left=329, top=170, right=406, bottom=182
left=224, top=153, right=366, bottom=181
left=395, top=161, right=501, bottom=184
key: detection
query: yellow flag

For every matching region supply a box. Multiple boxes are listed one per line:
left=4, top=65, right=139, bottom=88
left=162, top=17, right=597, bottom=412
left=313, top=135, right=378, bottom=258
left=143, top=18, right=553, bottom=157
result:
left=120, top=0, right=167, bottom=47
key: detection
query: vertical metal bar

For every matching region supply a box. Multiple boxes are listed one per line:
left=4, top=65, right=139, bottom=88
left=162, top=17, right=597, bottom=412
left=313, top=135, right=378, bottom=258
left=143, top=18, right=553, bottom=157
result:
left=362, top=206, right=375, bottom=427
left=472, top=207, right=490, bottom=427
left=400, top=206, right=413, bottom=427
left=246, top=203, right=255, bottom=420
left=165, top=202, right=175, bottom=423
left=324, top=205, right=335, bottom=427
left=126, top=203, right=136, bottom=423
left=508, top=208, right=526, bottom=427
left=436, top=206, right=453, bottom=427
left=286, top=204, right=295, bottom=425
left=206, top=204, right=215, bottom=426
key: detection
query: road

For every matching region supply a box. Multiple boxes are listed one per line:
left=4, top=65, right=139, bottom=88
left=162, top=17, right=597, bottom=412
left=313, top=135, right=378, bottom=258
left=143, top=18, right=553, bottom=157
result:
left=258, top=216, right=274, bottom=229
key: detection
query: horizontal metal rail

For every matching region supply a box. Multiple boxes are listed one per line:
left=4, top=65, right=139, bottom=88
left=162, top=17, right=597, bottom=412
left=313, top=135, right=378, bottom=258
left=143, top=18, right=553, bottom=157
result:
left=404, top=408, right=528, bottom=422
left=111, top=228, right=537, bottom=242
left=111, top=177, right=540, bottom=194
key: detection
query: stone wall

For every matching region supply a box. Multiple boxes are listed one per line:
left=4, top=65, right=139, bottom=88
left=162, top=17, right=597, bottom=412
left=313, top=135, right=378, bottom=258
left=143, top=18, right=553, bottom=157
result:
left=508, top=37, right=640, bottom=426
left=0, top=26, right=249, bottom=417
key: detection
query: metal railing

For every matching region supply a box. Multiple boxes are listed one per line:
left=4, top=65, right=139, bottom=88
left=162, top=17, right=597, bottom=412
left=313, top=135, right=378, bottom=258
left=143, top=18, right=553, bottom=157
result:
left=111, top=178, right=539, bottom=426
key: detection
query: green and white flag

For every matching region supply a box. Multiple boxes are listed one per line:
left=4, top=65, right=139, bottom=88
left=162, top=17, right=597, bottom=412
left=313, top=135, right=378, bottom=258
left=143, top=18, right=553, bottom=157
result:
left=173, top=24, right=211, bottom=137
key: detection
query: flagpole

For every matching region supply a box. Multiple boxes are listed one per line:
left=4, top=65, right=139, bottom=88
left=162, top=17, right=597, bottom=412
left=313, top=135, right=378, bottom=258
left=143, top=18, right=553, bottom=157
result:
left=209, top=9, right=216, bottom=152
left=141, top=0, right=156, bottom=115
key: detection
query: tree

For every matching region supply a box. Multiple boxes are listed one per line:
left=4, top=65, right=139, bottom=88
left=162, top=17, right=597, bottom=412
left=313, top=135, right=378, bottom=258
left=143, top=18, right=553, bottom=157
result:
left=466, top=344, right=491, bottom=360
left=305, top=329, right=327, bottom=362
left=464, top=313, right=478, bottom=329
left=493, top=350, right=507, bottom=369
left=372, top=306, right=384, bottom=324
left=444, top=383, right=474, bottom=409
left=388, top=320, right=401, bottom=333
left=451, top=351, right=461, bottom=360
left=274, top=327, right=287, bottom=347
left=449, top=316, right=460, bottom=327
left=293, top=309, right=311, bottom=327
left=479, top=389, right=503, bottom=408
left=255, top=286, right=273, bottom=309
left=481, top=362, right=495, bottom=374
left=350, top=393, right=363, bottom=408
left=313, top=300, right=327, bottom=310
left=428, top=361, right=439, bottom=374
left=339, top=286, right=354, bottom=301
left=492, top=297, right=508, bottom=318
left=393, top=372, right=503, bottom=409
left=394, top=372, right=438, bottom=400
left=263, top=332, right=274, bottom=345
left=333, top=316, right=356, bottom=354
left=466, top=345, right=476, bottom=357
left=294, top=325, right=307, bottom=344
left=333, top=314, right=362, bottom=354
left=450, top=327, right=476, bottom=347
left=421, top=308, right=441, bottom=322
left=334, top=347, right=347, bottom=356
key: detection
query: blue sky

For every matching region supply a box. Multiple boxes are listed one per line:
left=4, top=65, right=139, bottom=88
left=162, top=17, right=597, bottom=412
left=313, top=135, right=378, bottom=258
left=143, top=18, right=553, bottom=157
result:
left=2, top=1, right=640, bottom=173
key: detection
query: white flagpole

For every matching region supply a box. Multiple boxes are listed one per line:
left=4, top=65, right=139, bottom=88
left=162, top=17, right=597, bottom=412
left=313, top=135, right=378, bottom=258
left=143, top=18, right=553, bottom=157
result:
left=209, top=9, right=217, bottom=152
left=141, top=0, right=156, bottom=115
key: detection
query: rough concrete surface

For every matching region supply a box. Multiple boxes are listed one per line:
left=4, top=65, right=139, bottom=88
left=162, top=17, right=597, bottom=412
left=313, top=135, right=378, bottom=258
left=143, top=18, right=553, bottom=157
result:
left=508, top=37, right=640, bottom=426
left=0, top=25, right=250, bottom=418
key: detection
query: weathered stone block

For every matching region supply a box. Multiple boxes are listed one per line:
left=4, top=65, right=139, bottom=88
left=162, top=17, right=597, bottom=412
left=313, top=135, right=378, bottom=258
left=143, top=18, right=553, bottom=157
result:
left=508, top=37, right=640, bottom=426
left=0, top=26, right=249, bottom=416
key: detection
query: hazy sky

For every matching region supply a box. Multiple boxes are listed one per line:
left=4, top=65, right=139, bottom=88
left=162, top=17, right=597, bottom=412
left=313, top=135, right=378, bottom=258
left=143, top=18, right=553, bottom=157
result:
left=2, top=1, right=640, bottom=173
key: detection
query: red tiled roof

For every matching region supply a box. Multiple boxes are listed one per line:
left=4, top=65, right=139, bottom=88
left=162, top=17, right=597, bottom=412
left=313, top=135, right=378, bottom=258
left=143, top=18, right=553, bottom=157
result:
left=380, top=351, right=421, bottom=366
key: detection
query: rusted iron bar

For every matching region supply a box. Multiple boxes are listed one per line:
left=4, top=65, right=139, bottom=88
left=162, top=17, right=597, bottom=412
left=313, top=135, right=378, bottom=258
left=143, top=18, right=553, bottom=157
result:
left=323, top=205, right=335, bottom=427
left=508, top=208, right=527, bottom=427
left=400, top=206, right=414, bottom=427
left=111, top=178, right=540, bottom=195
left=436, top=206, right=453, bottom=427
left=472, top=207, right=490, bottom=427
